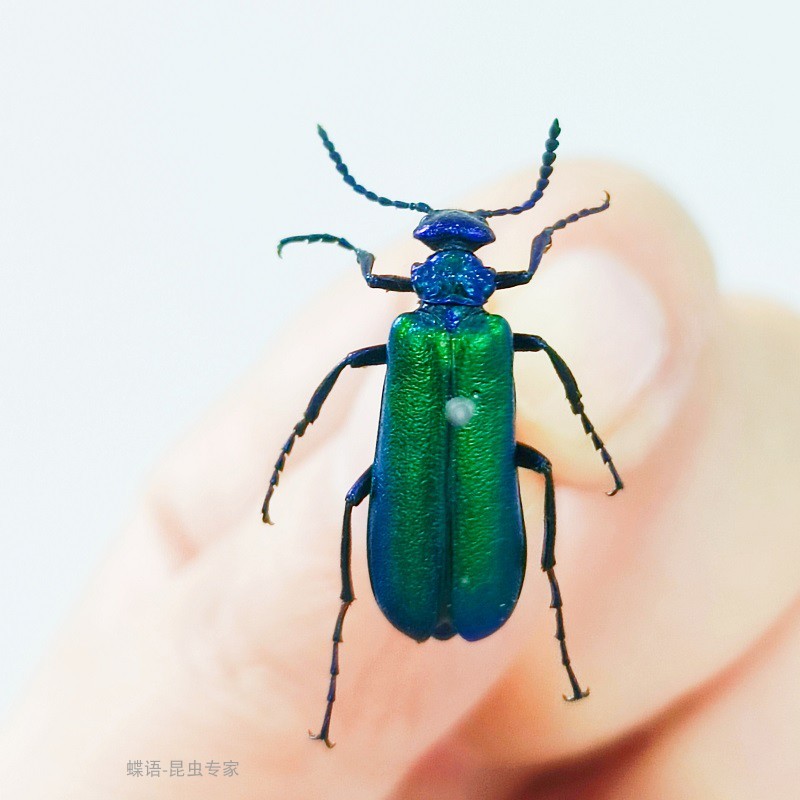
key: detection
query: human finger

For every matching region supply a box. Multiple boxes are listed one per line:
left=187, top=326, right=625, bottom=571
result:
left=453, top=298, right=800, bottom=766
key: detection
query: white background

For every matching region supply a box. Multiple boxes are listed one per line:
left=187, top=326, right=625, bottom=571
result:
left=1, top=1, right=798, bottom=717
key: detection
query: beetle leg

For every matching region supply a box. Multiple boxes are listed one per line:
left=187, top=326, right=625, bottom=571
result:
left=261, top=345, right=386, bottom=524
left=352, top=245, right=415, bottom=292
left=494, top=193, right=611, bottom=290
left=513, top=334, right=624, bottom=496
left=516, top=442, right=589, bottom=702
left=277, top=233, right=413, bottom=292
left=309, top=466, right=372, bottom=748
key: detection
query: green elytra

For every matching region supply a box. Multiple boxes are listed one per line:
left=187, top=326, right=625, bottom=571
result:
left=262, top=121, right=624, bottom=746
left=368, top=308, right=523, bottom=643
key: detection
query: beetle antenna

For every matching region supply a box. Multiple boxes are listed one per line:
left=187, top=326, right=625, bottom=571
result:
left=317, top=125, right=433, bottom=213
left=478, top=119, right=560, bottom=218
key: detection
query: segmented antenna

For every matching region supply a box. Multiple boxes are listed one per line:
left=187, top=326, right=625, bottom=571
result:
left=478, top=119, right=561, bottom=218
left=317, top=125, right=433, bottom=213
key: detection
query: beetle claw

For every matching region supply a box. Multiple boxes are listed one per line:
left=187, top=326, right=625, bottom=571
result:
left=563, top=687, right=590, bottom=702
left=308, top=729, right=335, bottom=748
left=605, top=462, right=624, bottom=496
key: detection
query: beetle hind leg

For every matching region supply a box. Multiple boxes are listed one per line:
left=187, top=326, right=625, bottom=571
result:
left=516, top=443, right=589, bottom=702
left=309, top=465, right=372, bottom=747
left=547, top=567, right=590, bottom=701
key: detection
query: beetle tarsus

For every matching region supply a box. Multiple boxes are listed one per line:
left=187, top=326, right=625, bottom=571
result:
left=261, top=426, right=303, bottom=526
left=605, top=458, right=624, bottom=496
left=546, top=565, right=589, bottom=706
left=309, top=729, right=336, bottom=748
left=278, top=232, right=355, bottom=258
left=564, top=687, right=590, bottom=702
left=261, top=486, right=275, bottom=525
left=308, top=468, right=371, bottom=751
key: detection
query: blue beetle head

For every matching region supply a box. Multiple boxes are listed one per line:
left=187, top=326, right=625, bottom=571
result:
left=413, top=210, right=495, bottom=252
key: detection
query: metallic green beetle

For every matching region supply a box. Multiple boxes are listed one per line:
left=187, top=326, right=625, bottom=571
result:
left=262, top=120, right=623, bottom=746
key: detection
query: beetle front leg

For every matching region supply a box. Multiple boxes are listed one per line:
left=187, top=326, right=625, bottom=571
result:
left=516, top=442, right=589, bottom=702
left=278, top=233, right=413, bottom=292
left=513, top=333, right=624, bottom=496
left=261, top=345, right=386, bottom=524
left=309, top=465, right=372, bottom=748
left=494, top=193, right=611, bottom=290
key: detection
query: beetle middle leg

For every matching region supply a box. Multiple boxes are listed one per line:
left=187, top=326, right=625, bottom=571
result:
left=513, top=333, right=624, bottom=496
left=516, top=442, right=589, bottom=702
left=261, top=344, right=386, bottom=524
left=309, top=465, right=372, bottom=748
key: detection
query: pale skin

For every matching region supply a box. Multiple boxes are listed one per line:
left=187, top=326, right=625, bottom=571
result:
left=1, top=161, right=798, bottom=799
